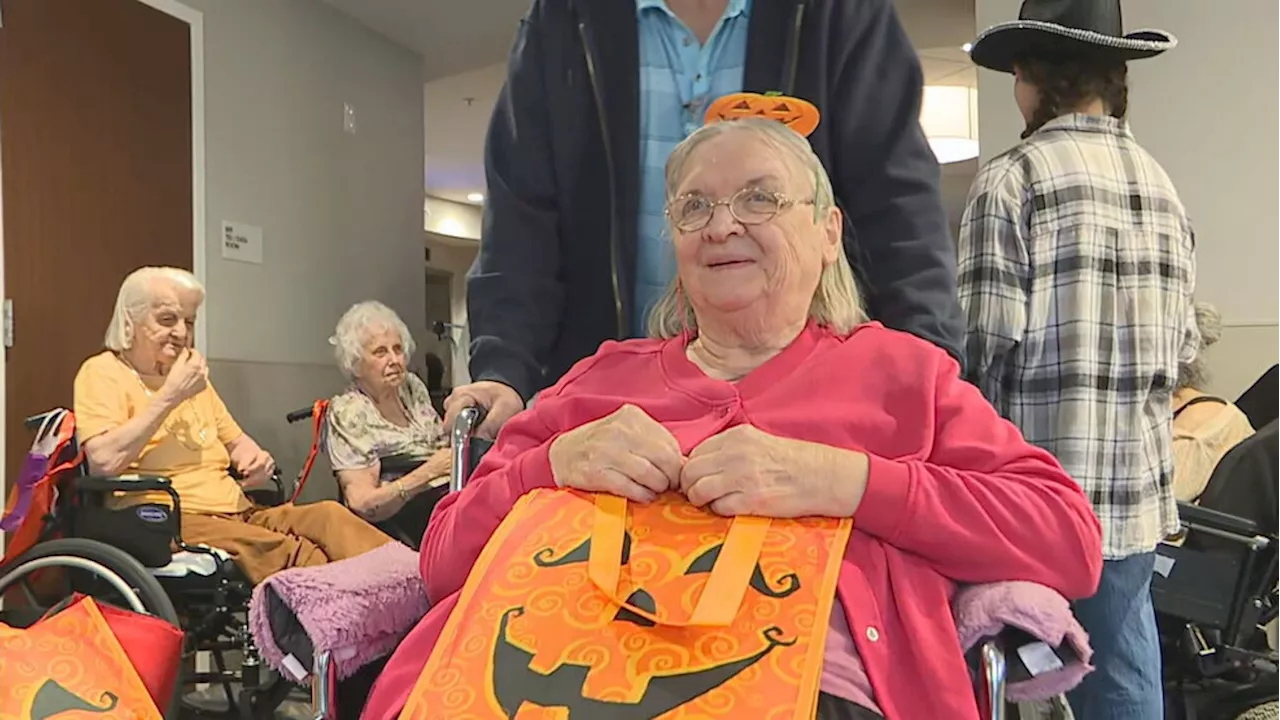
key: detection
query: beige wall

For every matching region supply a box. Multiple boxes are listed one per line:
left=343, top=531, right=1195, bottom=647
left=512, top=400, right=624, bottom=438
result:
left=176, top=0, right=426, bottom=501
left=975, top=0, right=1279, bottom=401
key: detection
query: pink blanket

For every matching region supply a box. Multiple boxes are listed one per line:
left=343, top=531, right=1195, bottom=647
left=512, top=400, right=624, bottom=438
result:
left=248, top=542, right=429, bottom=682
left=954, top=581, right=1094, bottom=701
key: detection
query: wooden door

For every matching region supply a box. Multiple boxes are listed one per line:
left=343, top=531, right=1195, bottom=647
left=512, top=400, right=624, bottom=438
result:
left=0, top=0, right=193, bottom=487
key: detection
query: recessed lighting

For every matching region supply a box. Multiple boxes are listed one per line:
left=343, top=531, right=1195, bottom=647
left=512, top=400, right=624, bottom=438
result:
left=961, top=43, right=973, bottom=53
left=466, top=192, right=485, bottom=203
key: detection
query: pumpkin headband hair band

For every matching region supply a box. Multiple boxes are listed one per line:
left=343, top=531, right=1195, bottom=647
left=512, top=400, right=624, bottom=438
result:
left=703, top=91, right=820, bottom=138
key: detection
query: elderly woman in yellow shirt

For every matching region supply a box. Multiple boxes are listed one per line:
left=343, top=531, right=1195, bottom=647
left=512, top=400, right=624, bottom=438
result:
left=1172, top=301, right=1256, bottom=503
left=73, top=266, right=391, bottom=583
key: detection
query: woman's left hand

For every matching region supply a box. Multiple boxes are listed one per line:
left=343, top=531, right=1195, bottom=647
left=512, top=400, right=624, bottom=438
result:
left=679, top=425, right=868, bottom=518
left=234, top=447, right=276, bottom=488
left=422, top=446, right=452, bottom=479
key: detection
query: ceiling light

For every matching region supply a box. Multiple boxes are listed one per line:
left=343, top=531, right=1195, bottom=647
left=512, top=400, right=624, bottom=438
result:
left=466, top=192, right=485, bottom=203
left=961, top=43, right=973, bottom=53
left=919, top=86, right=979, bottom=164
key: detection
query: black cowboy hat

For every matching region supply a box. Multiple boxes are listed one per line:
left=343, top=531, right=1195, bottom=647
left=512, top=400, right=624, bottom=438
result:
left=968, top=0, right=1176, bottom=74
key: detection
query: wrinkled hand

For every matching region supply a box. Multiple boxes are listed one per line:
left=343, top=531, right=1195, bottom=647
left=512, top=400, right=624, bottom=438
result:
left=422, top=446, right=453, bottom=479
left=680, top=425, right=867, bottom=518
left=548, top=404, right=684, bottom=503
left=159, top=349, right=208, bottom=406
left=234, top=447, right=276, bottom=488
left=442, top=381, right=525, bottom=439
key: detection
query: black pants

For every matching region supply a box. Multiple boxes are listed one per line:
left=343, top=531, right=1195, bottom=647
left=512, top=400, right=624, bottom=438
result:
left=336, top=654, right=389, bottom=720
left=817, top=692, right=884, bottom=720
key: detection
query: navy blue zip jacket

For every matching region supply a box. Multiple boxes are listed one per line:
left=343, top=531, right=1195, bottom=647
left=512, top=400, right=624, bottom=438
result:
left=467, top=0, right=964, bottom=401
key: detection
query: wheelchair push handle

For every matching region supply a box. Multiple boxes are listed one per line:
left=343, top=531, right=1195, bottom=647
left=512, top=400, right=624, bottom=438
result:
left=286, top=406, right=315, bottom=424
left=449, top=406, right=487, bottom=494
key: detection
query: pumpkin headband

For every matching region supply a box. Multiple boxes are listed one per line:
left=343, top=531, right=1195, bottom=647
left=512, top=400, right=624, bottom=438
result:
left=703, top=91, right=820, bottom=138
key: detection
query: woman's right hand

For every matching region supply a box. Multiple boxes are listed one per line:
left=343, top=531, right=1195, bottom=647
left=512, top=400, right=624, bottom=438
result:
left=159, top=349, right=208, bottom=406
left=548, top=404, right=683, bottom=503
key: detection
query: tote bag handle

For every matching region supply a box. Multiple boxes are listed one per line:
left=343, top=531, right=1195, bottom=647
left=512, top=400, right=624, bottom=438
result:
left=587, top=494, right=770, bottom=628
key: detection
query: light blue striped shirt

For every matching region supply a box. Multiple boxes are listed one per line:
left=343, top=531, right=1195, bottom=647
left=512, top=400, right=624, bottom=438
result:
left=633, top=0, right=750, bottom=335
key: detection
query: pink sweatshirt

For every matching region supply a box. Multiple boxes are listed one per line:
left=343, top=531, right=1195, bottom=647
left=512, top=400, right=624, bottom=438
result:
left=362, top=322, right=1102, bottom=720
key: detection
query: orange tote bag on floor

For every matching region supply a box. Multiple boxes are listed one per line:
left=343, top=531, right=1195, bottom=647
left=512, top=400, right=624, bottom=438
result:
left=400, top=489, right=853, bottom=719
left=0, top=596, right=165, bottom=720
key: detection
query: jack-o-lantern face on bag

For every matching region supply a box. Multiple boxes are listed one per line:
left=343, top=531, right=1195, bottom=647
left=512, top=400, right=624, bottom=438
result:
left=401, top=490, right=852, bottom=720
left=704, top=92, right=821, bottom=138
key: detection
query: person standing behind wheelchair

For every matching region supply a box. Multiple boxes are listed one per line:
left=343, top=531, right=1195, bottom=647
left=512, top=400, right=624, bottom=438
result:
left=325, top=301, right=453, bottom=544
left=442, top=0, right=966, bottom=438
left=73, top=267, right=393, bottom=584
left=959, top=2, right=1191, bottom=717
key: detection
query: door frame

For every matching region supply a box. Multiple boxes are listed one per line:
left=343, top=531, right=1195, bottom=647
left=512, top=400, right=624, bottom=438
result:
left=0, top=0, right=206, bottom=543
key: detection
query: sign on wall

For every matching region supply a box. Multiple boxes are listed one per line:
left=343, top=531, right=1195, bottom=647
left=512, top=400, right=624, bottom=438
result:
left=221, top=220, right=263, bottom=265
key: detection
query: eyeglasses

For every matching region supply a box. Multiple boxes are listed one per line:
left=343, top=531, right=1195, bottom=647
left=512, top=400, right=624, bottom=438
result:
left=665, top=188, right=815, bottom=233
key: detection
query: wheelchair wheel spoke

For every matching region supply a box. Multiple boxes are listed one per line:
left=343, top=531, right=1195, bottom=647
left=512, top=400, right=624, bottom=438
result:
left=18, top=579, right=42, bottom=609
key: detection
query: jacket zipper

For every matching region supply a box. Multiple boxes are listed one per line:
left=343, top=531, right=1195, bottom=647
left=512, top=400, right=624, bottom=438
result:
left=577, top=21, right=626, bottom=339
left=783, top=2, right=805, bottom=94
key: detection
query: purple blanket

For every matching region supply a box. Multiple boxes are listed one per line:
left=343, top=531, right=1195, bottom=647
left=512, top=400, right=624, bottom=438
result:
left=954, top=581, right=1094, bottom=701
left=248, top=542, right=429, bottom=682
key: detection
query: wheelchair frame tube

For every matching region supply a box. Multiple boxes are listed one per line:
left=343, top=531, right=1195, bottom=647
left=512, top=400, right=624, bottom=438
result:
left=449, top=407, right=483, bottom=494
left=311, top=651, right=336, bottom=720
left=978, top=639, right=1007, bottom=720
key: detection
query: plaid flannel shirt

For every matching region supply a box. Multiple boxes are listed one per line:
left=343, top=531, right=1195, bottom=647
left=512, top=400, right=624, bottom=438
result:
left=958, top=113, right=1198, bottom=559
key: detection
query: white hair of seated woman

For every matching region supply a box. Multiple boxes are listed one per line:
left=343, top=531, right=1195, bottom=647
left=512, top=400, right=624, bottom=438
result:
left=103, top=266, right=205, bottom=351
left=647, top=117, right=867, bottom=340
left=1176, top=301, right=1222, bottom=392
left=331, top=300, right=417, bottom=380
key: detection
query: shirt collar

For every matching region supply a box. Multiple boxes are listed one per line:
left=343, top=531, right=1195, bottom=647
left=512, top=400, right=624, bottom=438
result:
left=1034, top=112, right=1133, bottom=139
left=636, top=0, right=750, bottom=20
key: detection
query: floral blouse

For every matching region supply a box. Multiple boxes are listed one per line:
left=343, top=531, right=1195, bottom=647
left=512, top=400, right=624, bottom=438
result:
left=326, top=373, right=448, bottom=473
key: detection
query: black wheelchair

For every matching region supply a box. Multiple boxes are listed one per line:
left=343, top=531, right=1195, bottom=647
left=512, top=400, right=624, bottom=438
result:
left=285, top=400, right=449, bottom=549
left=1156, top=419, right=1278, bottom=720
left=0, top=409, right=298, bottom=719
left=294, top=406, right=1037, bottom=720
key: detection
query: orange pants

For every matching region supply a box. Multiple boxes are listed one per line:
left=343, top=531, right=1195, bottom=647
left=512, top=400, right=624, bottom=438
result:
left=180, top=501, right=392, bottom=584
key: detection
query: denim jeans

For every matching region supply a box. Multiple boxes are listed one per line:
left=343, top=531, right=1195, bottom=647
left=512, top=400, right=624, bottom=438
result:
left=1066, top=551, right=1164, bottom=719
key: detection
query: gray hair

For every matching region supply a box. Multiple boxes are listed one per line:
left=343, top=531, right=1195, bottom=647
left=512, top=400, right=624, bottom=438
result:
left=330, top=301, right=416, bottom=380
left=104, top=267, right=205, bottom=351
left=1177, top=301, right=1223, bottom=391
left=646, top=118, right=867, bottom=339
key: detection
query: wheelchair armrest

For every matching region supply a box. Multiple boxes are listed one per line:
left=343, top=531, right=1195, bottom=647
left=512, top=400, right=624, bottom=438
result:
left=379, top=453, right=427, bottom=480
left=243, top=469, right=287, bottom=507
left=76, top=475, right=173, bottom=494
left=74, top=475, right=185, bottom=525
left=1178, top=502, right=1265, bottom=541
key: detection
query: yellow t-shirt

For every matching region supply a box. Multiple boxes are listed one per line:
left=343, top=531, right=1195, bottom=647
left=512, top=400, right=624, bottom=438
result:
left=73, top=351, right=251, bottom=514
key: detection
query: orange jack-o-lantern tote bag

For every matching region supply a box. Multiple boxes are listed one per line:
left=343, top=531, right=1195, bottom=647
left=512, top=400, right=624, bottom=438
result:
left=0, top=596, right=164, bottom=720
left=400, top=488, right=853, bottom=719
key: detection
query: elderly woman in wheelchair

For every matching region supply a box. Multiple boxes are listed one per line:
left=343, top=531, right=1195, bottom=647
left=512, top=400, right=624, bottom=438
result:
left=323, top=300, right=453, bottom=545
left=72, top=266, right=393, bottom=585
left=359, top=117, right=1103, bottom=720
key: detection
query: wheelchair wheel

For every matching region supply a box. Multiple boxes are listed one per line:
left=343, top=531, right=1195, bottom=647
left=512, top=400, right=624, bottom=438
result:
left=0, top=537, right=179, bottom=626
